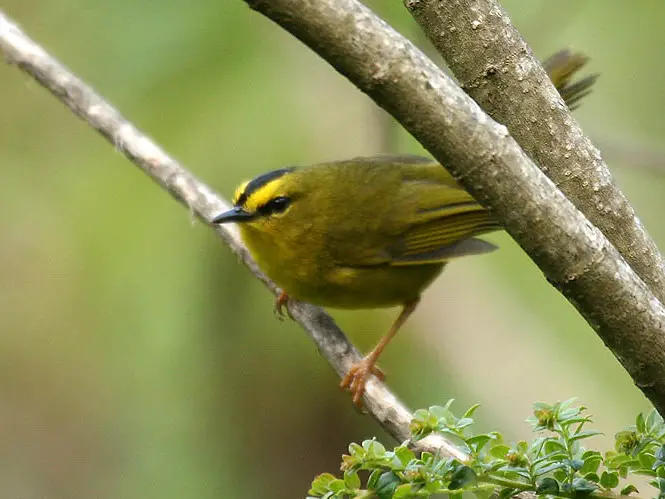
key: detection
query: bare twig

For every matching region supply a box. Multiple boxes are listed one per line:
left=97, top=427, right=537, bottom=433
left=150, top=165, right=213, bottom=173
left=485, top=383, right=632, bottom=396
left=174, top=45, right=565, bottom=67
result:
left=405, top=0, right=665, bottom=306
left=240, top=0, right=665, bottom=413
left=0, top=11, right=468, bottom=461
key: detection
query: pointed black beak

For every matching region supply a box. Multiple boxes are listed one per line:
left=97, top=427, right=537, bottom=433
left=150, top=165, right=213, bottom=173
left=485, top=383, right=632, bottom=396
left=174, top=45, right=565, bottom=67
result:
left=212, top=206, right=255, bottom=224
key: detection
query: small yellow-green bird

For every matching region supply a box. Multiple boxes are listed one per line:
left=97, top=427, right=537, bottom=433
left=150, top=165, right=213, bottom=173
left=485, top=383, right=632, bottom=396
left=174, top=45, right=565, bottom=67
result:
left=213, top=51, right=596, bottom=408
left=213, top=155, right=501, bottom=406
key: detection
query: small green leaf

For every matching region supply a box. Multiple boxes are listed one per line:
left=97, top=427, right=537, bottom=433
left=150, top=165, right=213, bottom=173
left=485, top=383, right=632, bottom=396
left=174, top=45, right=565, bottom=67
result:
left=363, top=440, right=386, bottom=458
left=599, top=471, right=619, bottom=489
left=542, top=439, right=568, bottom=454
left=425, top=480, right=443, bottom=492
left=647, top=410, right=664, bottom=435
left=569, top=430, right=602, bottom=443
left=394, top=446, right=415, bottom=467
left=367, top=470, right=382, bottom=489
left=605, top=451, right=633, bottom=469
left=618, top=465, right=629, bottom=479
left=344, top=470, right=361, bottom=490
left=309, top=473, right=337, bottom=496
left=497, top=466, right=532, bottom=480
left=533, top=451, right=568, bottom=466
left=375, top=472, right=400, bottom=499
left=621, top=484, right=639, bottom=495
left=489, top=445, right=511, bottom=459
left=639, top=452, right=656, bottom=469
left=656, top=444, right=665, bottom=463
left=466, top=434, right=496, bottom=453
left=655, top=444, right=665, bottom=472
left=328, top=479, right=346, bottom=493
left=558, top=397, right=578, bottom=410
left=636, top=412, right=646, bottom=433
left=650, top=477, right=665, bottom=493
left=553, top=469, right=567, bottom=482
left=349, top=442, right=364, bottom=457
left=560, top=416, right=592, bottom=426
left=583, top=473, right=599, bottom=483
left=571, top=458, right=587, bottom=472
left=449, top=465, right=477, bottom=489
left=430, top=404, right=455, bottom=425
left=638, top=468, right=658, bottom=478
left=570, top=477, right=598, bottom=496
left=412, top=408, right=430, bottom=421
left=455, top=417, right=474, bottom=429
left=580, top=454, right=602, bottom=474
left=392, top=484, right=414, bottom=498
left=534, top=461, right=568, bottom=476
left=566, top=459, right=584, bottom=471
left=463, top=403, right=481, bottom=419
left=488, top=460, right=509, bottom=473
left=536, top=477, right=559, bottom=495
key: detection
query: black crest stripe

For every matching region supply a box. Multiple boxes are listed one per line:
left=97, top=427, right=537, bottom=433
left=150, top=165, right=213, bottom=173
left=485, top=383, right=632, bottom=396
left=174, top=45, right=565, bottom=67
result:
left=236, top=167, right=296, bottom=207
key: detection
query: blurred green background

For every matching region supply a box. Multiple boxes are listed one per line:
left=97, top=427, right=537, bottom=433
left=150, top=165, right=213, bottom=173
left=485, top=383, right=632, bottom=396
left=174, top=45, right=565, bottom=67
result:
left=1, top=1, right=664, bottom=497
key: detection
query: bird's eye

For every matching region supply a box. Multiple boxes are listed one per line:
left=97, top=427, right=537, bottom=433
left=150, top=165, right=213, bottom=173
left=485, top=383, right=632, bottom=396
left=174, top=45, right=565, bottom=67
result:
left=259, top=196, right=291, bottom=216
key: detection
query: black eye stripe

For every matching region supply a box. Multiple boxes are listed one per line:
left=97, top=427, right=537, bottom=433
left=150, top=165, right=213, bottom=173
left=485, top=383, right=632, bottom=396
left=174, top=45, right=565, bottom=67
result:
left=259, top=196, right=291, bottom=216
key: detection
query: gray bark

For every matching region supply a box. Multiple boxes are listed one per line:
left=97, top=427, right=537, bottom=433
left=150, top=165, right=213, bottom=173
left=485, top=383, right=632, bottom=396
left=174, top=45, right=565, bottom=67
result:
left=242, top=0, right=665, bottom=412
left=406, top=0, right=665, bottom=307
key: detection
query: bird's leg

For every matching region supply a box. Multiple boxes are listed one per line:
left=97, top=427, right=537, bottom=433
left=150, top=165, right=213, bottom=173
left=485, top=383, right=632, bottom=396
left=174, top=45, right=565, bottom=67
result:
left=274, top=290, right=293, bottom=320
left=340, top=299, right=419, bottom=408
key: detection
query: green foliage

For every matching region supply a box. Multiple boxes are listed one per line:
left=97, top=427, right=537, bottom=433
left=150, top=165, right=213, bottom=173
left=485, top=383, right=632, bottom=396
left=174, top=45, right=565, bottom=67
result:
left=308, top=400, right=665, bottom=498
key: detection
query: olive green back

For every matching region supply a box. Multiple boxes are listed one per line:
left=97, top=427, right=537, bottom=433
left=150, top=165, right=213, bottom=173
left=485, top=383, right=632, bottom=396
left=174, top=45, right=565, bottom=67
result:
left=279, top=155, right=501, bottom=269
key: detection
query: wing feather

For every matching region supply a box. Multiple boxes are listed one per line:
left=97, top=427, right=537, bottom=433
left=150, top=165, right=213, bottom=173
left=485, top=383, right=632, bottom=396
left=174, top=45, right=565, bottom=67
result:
left=384, top=166, right=501, bottom=265
left=325, top=158, right=501, bottom=268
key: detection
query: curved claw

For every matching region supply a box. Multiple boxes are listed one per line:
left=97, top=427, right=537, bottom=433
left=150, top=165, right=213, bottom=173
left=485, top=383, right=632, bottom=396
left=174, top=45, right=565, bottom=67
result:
left=340, top=359, right=385, bottom=408
left=274, top=290, right=293, bottom=320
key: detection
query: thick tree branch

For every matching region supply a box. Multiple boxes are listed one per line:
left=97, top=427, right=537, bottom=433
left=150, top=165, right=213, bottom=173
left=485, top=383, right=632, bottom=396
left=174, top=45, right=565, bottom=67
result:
left=0, top=11, right=467, bottom=462
left=405, top=0, right=665, bottom=306
left=240, top=0, right=665, bottom=412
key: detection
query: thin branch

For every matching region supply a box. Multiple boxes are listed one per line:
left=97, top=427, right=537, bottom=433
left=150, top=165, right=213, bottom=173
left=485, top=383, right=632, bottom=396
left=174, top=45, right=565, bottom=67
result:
left=0, top=11, right=468, bottom=462
left=405, top=0, right=665, bottom=306
left=240, top=0, right=665, bottom=413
